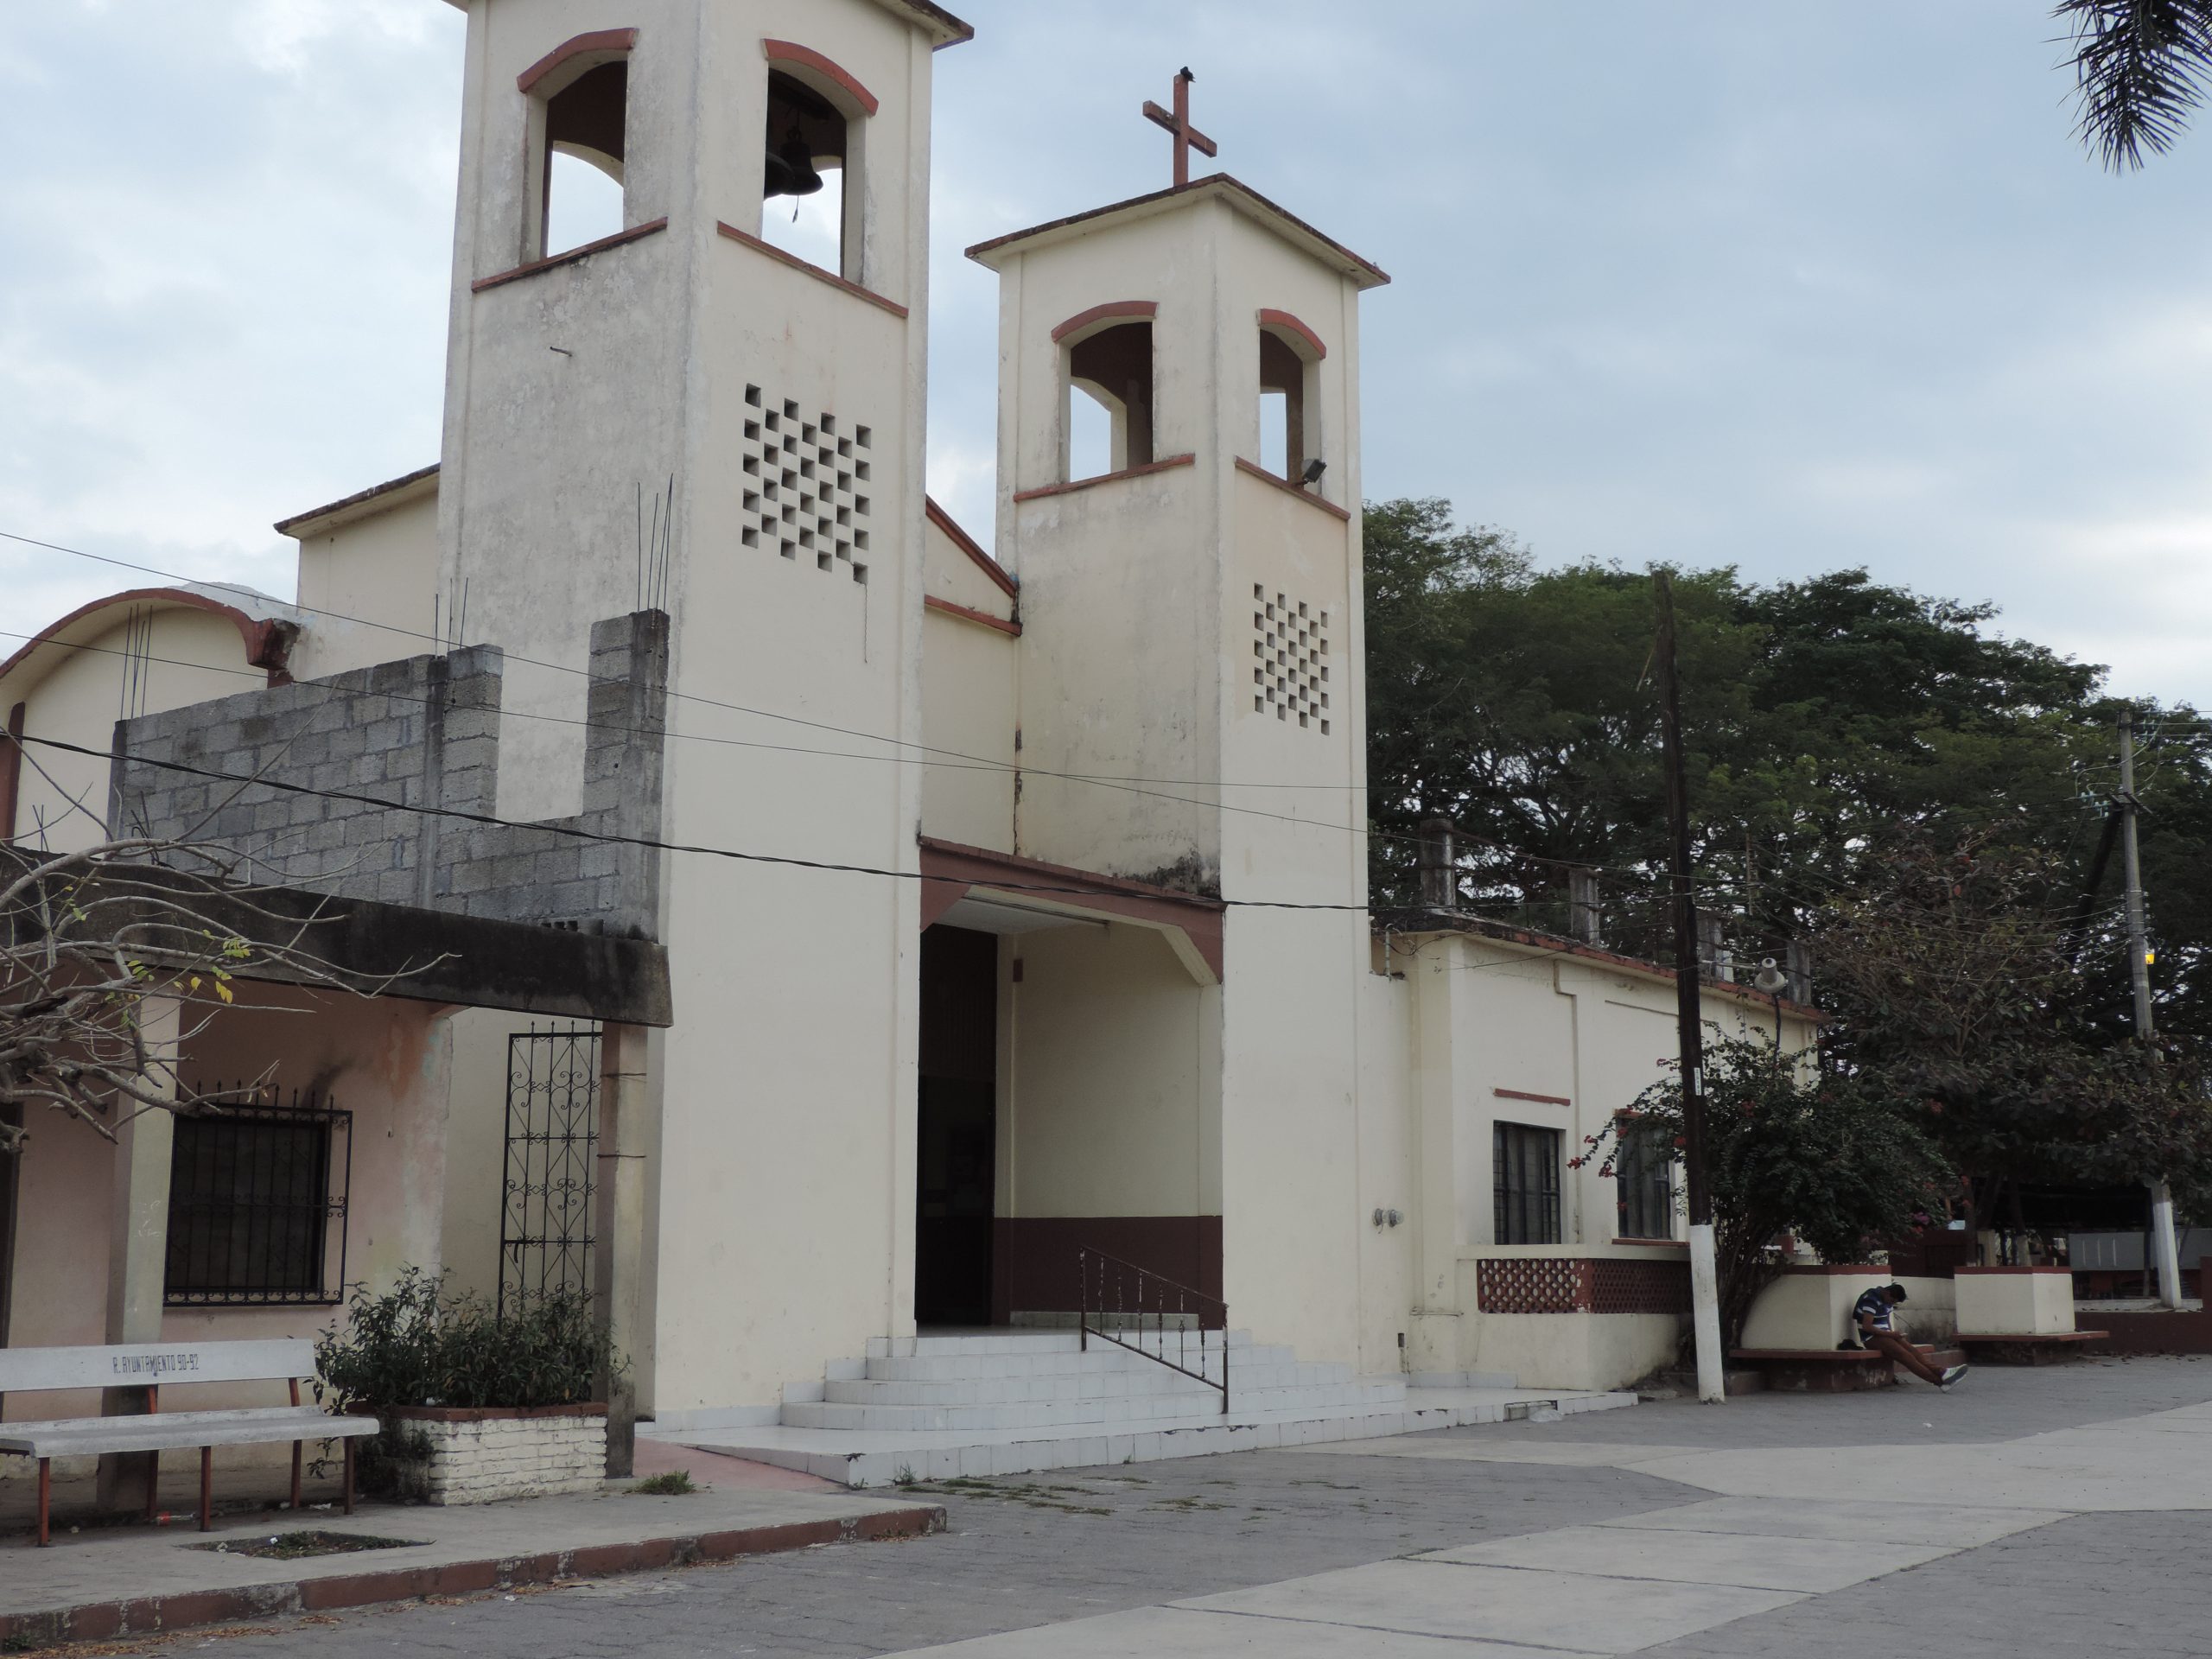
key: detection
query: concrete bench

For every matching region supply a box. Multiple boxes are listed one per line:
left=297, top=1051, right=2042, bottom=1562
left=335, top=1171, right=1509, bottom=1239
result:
left=1731, top=1343, right=1965, bottom=1392
left=1957, top=1330, right=2112, bottom=1364
left=0, top=1339, right=379, bottom=1546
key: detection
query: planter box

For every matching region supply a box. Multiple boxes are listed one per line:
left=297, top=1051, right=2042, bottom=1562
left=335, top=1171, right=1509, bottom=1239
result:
left=388, top=1403, right=606, bottom=1505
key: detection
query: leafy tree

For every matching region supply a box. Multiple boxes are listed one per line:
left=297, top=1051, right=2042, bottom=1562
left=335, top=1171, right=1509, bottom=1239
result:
left=1811, top=836, right=2212, bottom=1228
left=1361, top=499, right=2212, bottom=1041
left=1575, top=1033, right=1951, bottom=1349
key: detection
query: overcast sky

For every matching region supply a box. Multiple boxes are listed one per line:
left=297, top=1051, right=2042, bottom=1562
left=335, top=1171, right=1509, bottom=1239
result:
left=8, top=2, right=2212, bottom=706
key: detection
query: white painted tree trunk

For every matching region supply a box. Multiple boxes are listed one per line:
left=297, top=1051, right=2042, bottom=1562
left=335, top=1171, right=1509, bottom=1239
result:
left=1689, top=1223, right=1726, bottom=1404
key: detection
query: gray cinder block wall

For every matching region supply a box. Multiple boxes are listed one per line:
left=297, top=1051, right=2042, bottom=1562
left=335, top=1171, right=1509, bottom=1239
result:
left=110, top=611, right=668, bottom=938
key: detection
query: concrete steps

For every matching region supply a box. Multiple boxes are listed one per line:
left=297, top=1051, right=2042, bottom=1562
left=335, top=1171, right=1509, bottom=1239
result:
left=646, top=1331, right=1638, bottom=1489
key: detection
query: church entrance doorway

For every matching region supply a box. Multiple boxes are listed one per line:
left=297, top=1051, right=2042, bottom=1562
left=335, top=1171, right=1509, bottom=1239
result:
left=916, top=925, right=996, bottom=1326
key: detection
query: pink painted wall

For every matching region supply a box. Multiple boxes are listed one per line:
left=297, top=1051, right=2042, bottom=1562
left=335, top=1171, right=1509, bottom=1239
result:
left=3, top=988, right=454, bottom=1425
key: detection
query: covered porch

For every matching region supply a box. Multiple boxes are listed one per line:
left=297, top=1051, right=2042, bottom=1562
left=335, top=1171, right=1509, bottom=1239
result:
left=915, top=838, right=1224, bottom=1329
left=0, top=865, right=672, bottom=1501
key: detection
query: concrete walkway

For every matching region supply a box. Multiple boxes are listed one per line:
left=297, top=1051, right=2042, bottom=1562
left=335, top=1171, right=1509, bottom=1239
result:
left=0, top=1445, right=941, bottom=1649
left=886, top=1366, right=2212, bottom=1656
left=25, top=1359, right=2212, bottom=1656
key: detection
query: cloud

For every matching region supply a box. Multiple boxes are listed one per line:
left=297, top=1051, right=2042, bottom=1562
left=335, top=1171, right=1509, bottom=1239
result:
left=8, top=0, right=2212, bottom=714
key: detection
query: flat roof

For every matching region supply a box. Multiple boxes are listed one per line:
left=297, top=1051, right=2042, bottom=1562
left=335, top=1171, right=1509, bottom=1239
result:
left=1382, top=908, right=1824, bottom=1023
left=966, top=174, right=1390, bottom=290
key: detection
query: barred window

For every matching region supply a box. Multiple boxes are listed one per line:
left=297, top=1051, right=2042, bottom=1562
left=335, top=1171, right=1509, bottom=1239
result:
left=1493, top=1121, right=1562, bottom=1246
left=1615, top=1119, right=1675, bottom=1241
left=164, top=1094, right=350, bottom=1306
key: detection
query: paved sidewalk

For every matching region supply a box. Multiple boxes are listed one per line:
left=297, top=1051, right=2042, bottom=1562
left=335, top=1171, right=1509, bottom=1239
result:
left=18, top=1359, right=2212, bottom=1656
left=896, top=1358, right=2212, bottom=1655
left=0, top=1444, right=941, bottom=1649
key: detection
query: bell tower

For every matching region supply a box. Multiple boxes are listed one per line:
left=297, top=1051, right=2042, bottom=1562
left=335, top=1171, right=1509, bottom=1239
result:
left=431, top=0, right=969, bottom=1417
left=967, top=129, right=1392, bottom=1366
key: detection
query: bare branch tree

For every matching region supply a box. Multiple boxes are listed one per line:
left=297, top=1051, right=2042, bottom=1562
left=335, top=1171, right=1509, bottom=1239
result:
left=1, top=837, right=430, bottom=1152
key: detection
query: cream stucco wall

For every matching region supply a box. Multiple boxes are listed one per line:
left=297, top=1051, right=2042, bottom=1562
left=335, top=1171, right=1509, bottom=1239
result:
left=975, top=186, right=1379, bottom=1375
left=1954, top=1268, right=2075, bottom=1336
left=918, top=604, right=1017, bottom=855
left=999, top=923, right=1219, bottom=1219
left=918, top=510, right=1018, bottom=853
left=1466, top=1310, right=1683, bottom=1393
left=4, top=607, right=269, bottom=853
left=1740, top=1270, right=1958, bottom=1349
left=289, top=484, right=442, bottom=680
left=435, top=0, right=943, bottom=1415
left=1373, top=926, right=1819, bottom=1387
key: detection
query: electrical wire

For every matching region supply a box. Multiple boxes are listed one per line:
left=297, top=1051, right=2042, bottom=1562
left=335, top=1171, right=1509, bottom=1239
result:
left=15, top=732, right=1384, bottom=913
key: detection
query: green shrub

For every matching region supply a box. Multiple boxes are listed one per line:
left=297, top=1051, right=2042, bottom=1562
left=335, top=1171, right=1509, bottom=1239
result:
left=315, top=1268, right=618, bottom=1413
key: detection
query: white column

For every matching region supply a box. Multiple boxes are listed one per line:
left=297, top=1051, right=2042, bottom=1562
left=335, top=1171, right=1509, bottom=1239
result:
left=1406, top=937, right=1462, bottom=1372
left=593, top=1023, right=653, bottom=1478
left=99, top=993, right=180, bottom=1513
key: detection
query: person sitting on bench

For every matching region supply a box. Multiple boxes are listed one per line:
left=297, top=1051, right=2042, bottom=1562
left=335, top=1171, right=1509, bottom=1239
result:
left=1851, top=1283, right=1967, bottom=1389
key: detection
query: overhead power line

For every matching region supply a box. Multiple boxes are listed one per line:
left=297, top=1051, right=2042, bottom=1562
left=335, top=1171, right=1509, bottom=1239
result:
left=16, top=732, right=1382, bottom=914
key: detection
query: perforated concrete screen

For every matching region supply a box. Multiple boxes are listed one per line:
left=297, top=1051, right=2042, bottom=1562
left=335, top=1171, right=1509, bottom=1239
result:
left=1251, top=584, right=1331, bottom=734
left=739, top=383, right=872, bottom=583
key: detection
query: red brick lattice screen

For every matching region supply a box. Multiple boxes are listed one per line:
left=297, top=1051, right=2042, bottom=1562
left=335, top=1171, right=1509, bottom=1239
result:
left=1476, top=1257, right=1690, bottom=1315
left=1589, top=1259, right=1691, bottom=1315
left=1476, top=1257, right=1590, bottom=1313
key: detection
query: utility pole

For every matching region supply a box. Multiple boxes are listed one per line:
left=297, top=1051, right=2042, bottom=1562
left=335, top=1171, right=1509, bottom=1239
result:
left=2119, top=708, right=2184, bottom=1307
left=1655, top=572, right=1726, bottom=1402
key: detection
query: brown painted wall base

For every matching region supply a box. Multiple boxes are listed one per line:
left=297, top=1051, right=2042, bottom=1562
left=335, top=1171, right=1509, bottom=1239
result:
left=990, top=1217, right=1223, bottom=1325
left=2083, top=1308, right=2212, bottom=1355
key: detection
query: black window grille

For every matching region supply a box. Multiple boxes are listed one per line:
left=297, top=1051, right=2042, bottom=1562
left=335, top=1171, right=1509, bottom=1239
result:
left=163, top=1090, right=350, bottom=1306
left=1493, top=1121, right=1562, bottom=1245
left=1615, top=1118, right=1675, bottom=1241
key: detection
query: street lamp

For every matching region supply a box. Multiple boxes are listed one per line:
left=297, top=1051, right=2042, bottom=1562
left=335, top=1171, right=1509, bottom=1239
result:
left=1752, top=957, right=1788, bottom=1052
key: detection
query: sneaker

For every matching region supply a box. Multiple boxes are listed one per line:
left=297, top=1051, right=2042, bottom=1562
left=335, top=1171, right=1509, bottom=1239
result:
left=1939, top=1364, right=1968, bottom=1389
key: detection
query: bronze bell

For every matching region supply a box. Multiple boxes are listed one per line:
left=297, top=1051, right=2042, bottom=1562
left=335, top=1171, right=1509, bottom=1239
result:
left=764, top=124, right=823, bottom=198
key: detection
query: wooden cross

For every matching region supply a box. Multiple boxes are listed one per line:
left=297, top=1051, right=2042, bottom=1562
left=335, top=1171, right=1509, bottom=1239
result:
left=1143, top=67, right=1217, bottom=188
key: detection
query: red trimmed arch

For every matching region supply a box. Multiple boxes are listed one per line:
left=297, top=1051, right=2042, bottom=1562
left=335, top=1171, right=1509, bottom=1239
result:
left=1051, top=300, right=1158, bottom=346
left=762, top=40, right=880, bottom=118
left=517, top=28, right=638, bottom=97
left=1258, top=308, right=1327, bottom=360
left=0, top=588, right=296, bottom=694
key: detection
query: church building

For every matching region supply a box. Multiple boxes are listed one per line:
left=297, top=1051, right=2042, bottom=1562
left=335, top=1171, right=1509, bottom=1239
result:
left=0, top=0, right=1813, bottom=1485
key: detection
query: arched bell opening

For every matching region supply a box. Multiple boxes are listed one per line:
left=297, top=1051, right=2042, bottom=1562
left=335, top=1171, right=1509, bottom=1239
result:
left=543, top=59, right=629, bottom=257
left=1257, top=313, right=1325, bottom=486
left=1065, top=321, right=1156, bottom=480
left=759, top=67, right=857, bottom=280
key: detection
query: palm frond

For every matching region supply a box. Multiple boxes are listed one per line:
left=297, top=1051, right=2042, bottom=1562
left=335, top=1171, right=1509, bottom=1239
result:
left=2056, top=0, right=2212, bottom=168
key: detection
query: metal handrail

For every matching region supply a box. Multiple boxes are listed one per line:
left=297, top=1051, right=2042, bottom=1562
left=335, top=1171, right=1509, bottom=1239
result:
left=1076, top=1247, right=1229, bottom=1414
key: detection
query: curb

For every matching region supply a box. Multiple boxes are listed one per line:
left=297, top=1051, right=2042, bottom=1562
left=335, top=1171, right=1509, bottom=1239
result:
left=0, top=1503, right=946, bottom=1649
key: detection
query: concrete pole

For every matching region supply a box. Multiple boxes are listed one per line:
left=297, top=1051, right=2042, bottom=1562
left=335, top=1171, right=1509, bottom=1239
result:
left=99, top=993, right=180, bottom=1514
left=1417, top=818, right=1457, bottom=911
left=592, top=1023, right=653, bottom=1478
left=1567, top=867, right=1601, bottom=946
left=1654, top=574, right=1725, bottom=1404
left=2118, top=710, right=2184, bottom=1307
